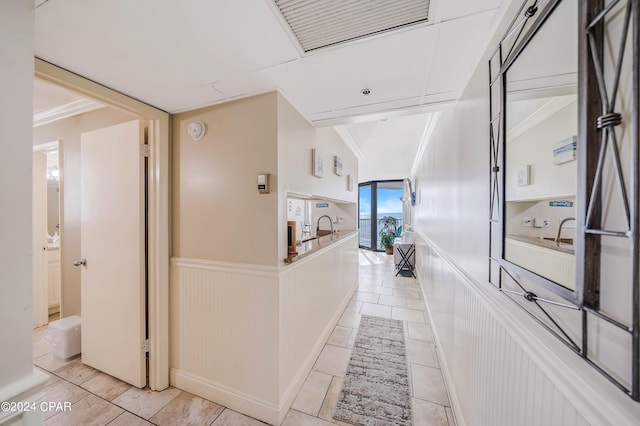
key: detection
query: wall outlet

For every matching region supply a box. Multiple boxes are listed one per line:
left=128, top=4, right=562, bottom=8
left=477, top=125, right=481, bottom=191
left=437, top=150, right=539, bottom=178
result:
left=543, top=218, right=551, bottom=227
left=522, top=217, right=532, bottom=227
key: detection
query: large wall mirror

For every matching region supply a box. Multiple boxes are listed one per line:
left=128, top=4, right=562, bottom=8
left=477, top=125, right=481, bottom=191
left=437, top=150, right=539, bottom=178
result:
left=489, top=0, right=640, bottom=401
left=503, top=0, right=579, bottom=301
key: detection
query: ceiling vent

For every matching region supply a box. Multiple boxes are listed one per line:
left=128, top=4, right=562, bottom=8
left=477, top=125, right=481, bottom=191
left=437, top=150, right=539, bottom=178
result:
left=274, top=0, right=430, bottom=52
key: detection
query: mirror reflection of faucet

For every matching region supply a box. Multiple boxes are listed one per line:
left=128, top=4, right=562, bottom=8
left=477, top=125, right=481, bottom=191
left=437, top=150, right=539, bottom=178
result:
left=556, top=217, right=576, bottom=247
left=316, top=215, right=334, bottom=237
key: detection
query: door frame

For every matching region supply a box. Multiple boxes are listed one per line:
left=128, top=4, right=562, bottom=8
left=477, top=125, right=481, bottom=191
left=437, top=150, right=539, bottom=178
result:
left=33, top=140, right=63, bottom=326
left=32, top=149, right=48, bottom=328
left=35, top=58, right=171, bottom=390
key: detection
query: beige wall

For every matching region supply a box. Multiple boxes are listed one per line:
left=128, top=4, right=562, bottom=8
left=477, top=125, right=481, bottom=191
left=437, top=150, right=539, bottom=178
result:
left=33, top=106, right=137, bottom=316
left=276, top=93, right=358, bottom=262
left=172, top=92, right=359, bottom=267
left=172, top=93, right=279, bottom=266
left=276, top=93, right=358, bottom=203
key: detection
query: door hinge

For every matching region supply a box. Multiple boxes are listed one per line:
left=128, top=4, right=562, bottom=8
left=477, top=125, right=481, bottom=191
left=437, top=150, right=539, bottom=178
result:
left=142, top=339, right=149, bottom=353
left=141, top=144, right=150, bottom=158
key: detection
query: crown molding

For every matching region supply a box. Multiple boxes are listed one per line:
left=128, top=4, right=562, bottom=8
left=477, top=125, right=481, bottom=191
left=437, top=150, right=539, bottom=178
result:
left=33, top=98, right=105, bottom=127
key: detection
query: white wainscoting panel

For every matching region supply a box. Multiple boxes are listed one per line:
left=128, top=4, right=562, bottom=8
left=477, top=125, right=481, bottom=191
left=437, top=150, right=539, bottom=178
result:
left=278, top=235, right=359, bottom=405
left=170, top=258, right=281, bottom=422
left=170, top=234, right=359, bottom=425
left=414, top=232, right=640, bottom=426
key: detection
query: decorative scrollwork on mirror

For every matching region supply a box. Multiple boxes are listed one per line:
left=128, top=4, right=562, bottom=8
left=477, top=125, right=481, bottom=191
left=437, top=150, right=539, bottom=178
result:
left=488, top=0, right=640, bottom=401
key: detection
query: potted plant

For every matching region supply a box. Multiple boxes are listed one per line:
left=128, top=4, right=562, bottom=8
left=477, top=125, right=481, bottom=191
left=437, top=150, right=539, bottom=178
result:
left=378, top=216, right=398, bottom=255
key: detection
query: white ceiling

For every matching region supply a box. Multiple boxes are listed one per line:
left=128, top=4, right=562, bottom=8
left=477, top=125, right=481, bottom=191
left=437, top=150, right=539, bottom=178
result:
left=33, top=0, right=507, bottom=181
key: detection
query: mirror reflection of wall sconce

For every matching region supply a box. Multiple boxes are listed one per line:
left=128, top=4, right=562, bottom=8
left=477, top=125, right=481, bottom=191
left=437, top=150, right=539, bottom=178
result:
left=517, top=165, right=530, bottom=186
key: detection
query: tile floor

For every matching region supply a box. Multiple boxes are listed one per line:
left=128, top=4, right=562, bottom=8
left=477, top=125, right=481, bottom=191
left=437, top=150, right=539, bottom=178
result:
left=32, top=250, right=455, bottom=425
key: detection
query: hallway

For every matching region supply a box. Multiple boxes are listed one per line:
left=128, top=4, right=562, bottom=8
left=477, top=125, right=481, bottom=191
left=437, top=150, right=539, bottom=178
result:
left=32, top=250, right=454, bottom=425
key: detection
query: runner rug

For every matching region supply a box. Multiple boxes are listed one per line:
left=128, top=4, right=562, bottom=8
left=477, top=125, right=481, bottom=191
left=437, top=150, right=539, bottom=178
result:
left=333, top=315, right=412, bottom=425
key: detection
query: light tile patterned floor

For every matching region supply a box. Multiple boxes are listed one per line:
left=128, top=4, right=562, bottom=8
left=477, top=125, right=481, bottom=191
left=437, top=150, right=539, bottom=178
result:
left=32, top=250, right=455, bottom=425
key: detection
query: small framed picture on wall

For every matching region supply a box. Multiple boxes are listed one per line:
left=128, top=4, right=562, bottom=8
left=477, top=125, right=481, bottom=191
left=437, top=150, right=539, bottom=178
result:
left=312, top=148, right=323, bottom=177
left=334, top=155, right=343, bottom=176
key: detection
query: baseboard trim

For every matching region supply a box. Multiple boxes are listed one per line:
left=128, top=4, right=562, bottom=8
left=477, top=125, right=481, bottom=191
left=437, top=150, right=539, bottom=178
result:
left=171, top=368, right=280, bottom=425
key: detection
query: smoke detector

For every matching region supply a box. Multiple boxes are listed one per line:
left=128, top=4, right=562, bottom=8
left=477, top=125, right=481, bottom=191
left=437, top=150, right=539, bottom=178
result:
left=187, top=121, right=206, bottom=141
left=361, top=88, right=372, bottom=97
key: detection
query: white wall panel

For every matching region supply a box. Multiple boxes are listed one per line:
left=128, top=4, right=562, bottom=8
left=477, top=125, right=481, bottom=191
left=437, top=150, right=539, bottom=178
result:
left=170, top=258, right=281, bottom=422
left=279, top=235, right=358, bottom=401
left=0, top=2, right=50, bottom=425
left=170, top=234, right=358, bottom=425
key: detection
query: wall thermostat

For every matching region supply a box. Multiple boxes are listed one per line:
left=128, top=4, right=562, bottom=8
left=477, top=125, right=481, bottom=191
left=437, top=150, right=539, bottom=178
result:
left=187, top=121, right=206, bottom=141
left=258, top=173, right=270, bottom=194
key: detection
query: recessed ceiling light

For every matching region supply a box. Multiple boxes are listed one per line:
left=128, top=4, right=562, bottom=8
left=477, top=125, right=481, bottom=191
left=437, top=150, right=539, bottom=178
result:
left=361, top=88, right=372, bottom=96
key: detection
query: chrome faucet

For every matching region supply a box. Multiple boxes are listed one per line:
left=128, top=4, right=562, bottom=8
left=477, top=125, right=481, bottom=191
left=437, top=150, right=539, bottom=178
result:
left=316, top=215, right=334, bottom=236
left=555, top=217, right=575, bottom=246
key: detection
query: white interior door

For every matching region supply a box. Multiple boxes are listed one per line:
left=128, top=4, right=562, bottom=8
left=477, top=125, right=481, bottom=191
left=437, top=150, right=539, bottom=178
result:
left=80, top=119, right=146, bottom=388
left=33, top=151, right=49, bottom=328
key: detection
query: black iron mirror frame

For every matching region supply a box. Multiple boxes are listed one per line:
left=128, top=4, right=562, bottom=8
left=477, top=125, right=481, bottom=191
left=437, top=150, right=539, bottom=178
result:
left=488, top=0, right=640, bottom=401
